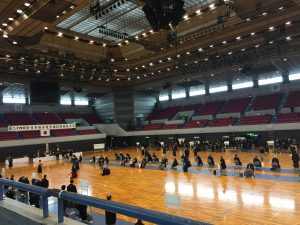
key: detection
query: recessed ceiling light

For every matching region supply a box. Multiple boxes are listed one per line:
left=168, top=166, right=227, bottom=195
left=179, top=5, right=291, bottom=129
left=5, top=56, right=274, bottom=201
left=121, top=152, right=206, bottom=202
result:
left=251, top=32, right=255, bottom=36
left=8, top=18, right=13, bottom=21
left=177, top=54, right=181, bottom=58
left=5, top=54, right=10, bottom=58
left=255, top=44, right=260, bottom=48
left=12, top=41, right=17, bottom=45
left=17, top=9, right=23, bottom=14
left=278, top=6, right=284, bottom=10
left=222, top=41, right=227, bottom=44
left=183, top=15, right=189, bottom=20
left=159, top=60, right=163, bottom=63
left=241, top=48, right=245, bottom=51
left=262, top=12, right=267, bottom=16
left=111, top=58, right=114, bottom=62
left=211, top=74, right=214, bottom=77
left=228, top=52, right=232, bottom=55
left=37, top=70, right=40, bottom=73
left=3, top=34, right=8, bottom=38
left=103, top=43, right=106, bottom=47
left=246, top=18, right=251, bottom=21
left=144, top=74, right=147, bottom=77
left=198, top=48, right=203, bottom=52
left=269, top=40, right=274, bottom=44
left=284, top=58, right=287, bottom=61
left=2, top=23, right=7, bottom=26
left=286, top=36, right=291, bottom=41
left=74, top=37, right=79, bottom=40
left=236, top=36, right=241, bottom=40
left=168, top=57, right=171, bottom=61
left=186, top=51, right=190, bottom=54
left=44, top=27, right=48, bottom=30
left=286, top=21, right=291, bottom=25
left=269, top=26, right=274, bottom=31
left=90, top=40, right=94, bottom=44
left=196, top=9, right=201, bottom=14
left=137, top=76, right=140, bottom=79
left=126, top=68, right=130, bottom=71
left=128, top=77, right=131, bottom=81
left=24, top=2, right=30, bottom=7
left=57, top=32, right=63, bottom=37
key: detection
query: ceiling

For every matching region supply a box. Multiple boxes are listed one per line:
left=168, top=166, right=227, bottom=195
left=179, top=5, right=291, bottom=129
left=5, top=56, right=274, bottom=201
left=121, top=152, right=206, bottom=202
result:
left=0, top=0, right=300, bottom=93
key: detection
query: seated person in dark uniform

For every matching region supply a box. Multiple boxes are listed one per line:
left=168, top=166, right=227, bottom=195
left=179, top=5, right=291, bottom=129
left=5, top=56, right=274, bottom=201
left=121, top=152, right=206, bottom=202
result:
left=271, top=156, right=281, bottom=170
left=171, top=158, right=179, bottom=170
left=125, top=153, right=131, bottom=161
left=195, top=155, right=203, bottom=166
left=114, top=153, right=120, bottom=161
left=120, top=153, right=126, bottom=162
left=182, top=157, right=191, bottom=172
left=129, top=158, right=137, bottom=167
left=244, top=167, right=255, bottom=178
left=146, top=151, right=153, bottom=162
left=234, top=154, right=242, bottom=166
left=140, top=158, right=147, bottom=168
left=120, top=159, right=126, bottom=167
left=90, top=155, right=96, bottom=164
left=159, top=157, right=168, bottom=170
left=98, top=155, right=105, bottom=167
left=152, top=153, right=159, bottom=163
left=208, top=155, right=215, bottom=167
left=246, top=162, right=255, bottom=171
left=253, top=156, right=262, bottom=168
left=5, top=187, right=15, bottom=199
left=101, top=165, right=111, bottom=176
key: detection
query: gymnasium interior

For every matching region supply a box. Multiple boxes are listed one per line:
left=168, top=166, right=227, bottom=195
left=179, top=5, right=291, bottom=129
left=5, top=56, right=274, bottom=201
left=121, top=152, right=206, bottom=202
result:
left=1, top=0, right=300, bottom=224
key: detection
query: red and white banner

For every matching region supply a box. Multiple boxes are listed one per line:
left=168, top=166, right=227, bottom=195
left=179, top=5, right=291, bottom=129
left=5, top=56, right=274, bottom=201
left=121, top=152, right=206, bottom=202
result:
left=8, top=123, right=76, bottom=132
left=40, top=130, right=50, bottom=137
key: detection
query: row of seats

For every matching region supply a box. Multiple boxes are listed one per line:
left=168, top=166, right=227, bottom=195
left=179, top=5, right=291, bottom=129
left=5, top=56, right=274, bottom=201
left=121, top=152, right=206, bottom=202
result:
left=0, top=129, right=100, bottom=140
left=0, top=113, right=103, bottom=126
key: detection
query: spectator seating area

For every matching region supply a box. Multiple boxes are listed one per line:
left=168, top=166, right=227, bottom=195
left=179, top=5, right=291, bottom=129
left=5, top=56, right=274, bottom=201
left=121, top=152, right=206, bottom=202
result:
left=284, top=91, right=300, bottom=108
left=33, top=113, right=62, bottom=124
left=81, top=114, right=103, bottom=125
left=182, top=120, right=208, bottom=128
left=147, top=107, right=180, bottom=121
left=220, top=97, right=250, bottom=114
left=276, top=113, right=300, bottom=123
left=141, top=123, right=163, bottom=131
left=179, top=104, right=200, bottom=112
left=209, top=118, right=236, bottom=127
left=0, top=132, right=17, bottom=140
left=195, top=101, right=224, bottom=116
left=58, top=113, right=80, bottom=120
left=250, top=93, right=282, bottom=111
left=4, top=113, right=36, bottom=125
left=161, top=124, right=180, bottom=130
left=78, top=129, right=101, bottom=135
left=0, top=117, right=7, bottom=127
left=19, top=131, right=41, bottom=139
left=239, top=115, right=271, bottom=125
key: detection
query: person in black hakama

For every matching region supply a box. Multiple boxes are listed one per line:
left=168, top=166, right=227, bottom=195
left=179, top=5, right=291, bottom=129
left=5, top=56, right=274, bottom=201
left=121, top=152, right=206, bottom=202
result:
left=292, top=151, right=300, bottom=168
left=8, top=156, right=13, bottom=168
left=37, top=160, right=42, bottom=174
left=71, top=165, right=78, bottom=178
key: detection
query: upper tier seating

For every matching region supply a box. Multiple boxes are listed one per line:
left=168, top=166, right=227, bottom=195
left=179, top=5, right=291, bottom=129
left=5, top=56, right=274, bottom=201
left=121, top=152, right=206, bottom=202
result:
left=209, top=118, right=236, bottom=127
left=276, top=113, right=300, bottom=123
left=182, top=120, right=208, bottom=128
left=0, top=117, right=7, bottom=127
left=284, top=91, right=300, bottom=108
left=51, top=129, right=77, bottom=137
left=160, top=124, right=180, bottom=130
left=141, top=123, right=163, bottom=130
left=250, top=94, right=282, bottom=111
left=19, top=131, right=41, bottom=139
left=0, top=132, right=17, bottom=140
left=78, top=129, right=100, bottom=135
left=147, top=107, right=180, bottom=121
left=239, top=115, right=271, bottom=125
left=4, top=113, right=36, bottom=125
left=58, top=113, right=80, bottom=120
left=195, top=101, right=224, bottom=116
left=33, top=113, right=62, bottom=124
left=221, top=97, right=250, bottom=114
left=179, top=104, right=200, bottom=112
left=81, top=114, right=103, bottom=125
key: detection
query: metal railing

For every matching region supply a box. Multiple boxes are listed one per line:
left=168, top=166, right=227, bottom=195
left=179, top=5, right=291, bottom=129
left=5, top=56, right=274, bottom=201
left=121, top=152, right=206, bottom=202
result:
left=0, top=178, right=210, bottom=225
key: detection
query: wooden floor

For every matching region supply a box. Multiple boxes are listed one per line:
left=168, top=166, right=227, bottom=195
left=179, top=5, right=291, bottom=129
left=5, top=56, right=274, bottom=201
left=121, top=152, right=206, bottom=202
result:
left=1, top=148, right=300, bottom=225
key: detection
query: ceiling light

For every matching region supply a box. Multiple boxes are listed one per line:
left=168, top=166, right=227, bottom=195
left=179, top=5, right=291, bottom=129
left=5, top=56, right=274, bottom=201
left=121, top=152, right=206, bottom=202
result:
left=125, top=40, right=129, bottom=43
left=210, top=45, right=214, bottom=48
left=126, top=68, right=130, bottom=71
left=205, top=58, right=208, bottom=61
left=211, top=74, right=214, bottom=77
left=269, top=40, right=274, bottom=44
left=5, top=55, right=10, bottom=58
left=144, top=74, right=147, bottom=77
left=57, top=32, right=63, bottom=37
left=117, top=78, right=120, bottom=81
left=177, top=54, right=181, bottom=58
left=12, top=41, right=17, bottom=45
left=118, top=43, right=121, bottom=46
left=198, top=48, right=203, bottom=52
left=149, top=30, right=154, bottom=33
left=74, top=37, right=79, bottom=40
left=70, top=5, right=74, bottom=9
left=17, top=9, right=23, bottom=14
left=103, top=43, right=106, bottom=47
left=196, top=9, right=201, bottom=14
left=2, top=23, right=7, bottom=26
left=167, top=68, right=170, bottom=71
left=286, top=21, right=291, bottom=25
left=186, top=51, right=190, bottom=54
left=98, top=77, right=101, bottom=80
left=284, top=58, right=287, bottom=61
left=255, top=44, right=260, bottom=48
left=125, top=58, right=128, bottom=61
left=8, top=18, right=13, bottom=21
left=222, top=41, right=227, bottom=44
left=114, top=69, right=118, bottom=72
left=262, top=12, right=267, bottom=16
left=241, top=48, right=245, bottom=51
left=246, top=18, right=251, bottom=21
left=111, top=58, right=114, bottom=62
left=278, top=6, right=284, bottom=10
left=135, top=36, right=139, bottom=39
left=251, top=32, right=255, bottom=36
left=3, top=34, right=8, bottom=38
left=137, top=76, right=140, bottom=79
left=286, top=36, right=291, bottom=41
left=228, top=52, right=232, bottom=55
left=168, top=57, right=171, bottom=61
left=183, top=15, right=189, bottom=20
left=209, top=3, right=215, bottom=9
left=128, top=77, right=131, bottom=81
left=269, top=26, right=274, bottom=31
left=159, top=60, right=163, bottom=63
left=89, top=40, right=94, bottom=44
left=44, top=26, right=48, bottom=30
left=24, top=2, right=30, bottom=7
left=236, top=36, right=241, bottom=40
left=149, top=63, right=153, bottom=66
left=37, top=70, right=40, bottom=74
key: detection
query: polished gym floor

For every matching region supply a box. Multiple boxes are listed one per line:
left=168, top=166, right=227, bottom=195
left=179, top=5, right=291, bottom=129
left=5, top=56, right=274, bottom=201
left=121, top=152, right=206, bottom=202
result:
left=2, top=148, right=300, bottom=225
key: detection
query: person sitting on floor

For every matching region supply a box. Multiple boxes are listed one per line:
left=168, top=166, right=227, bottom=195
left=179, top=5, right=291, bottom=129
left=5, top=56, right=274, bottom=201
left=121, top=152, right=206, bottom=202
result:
left=5, top=186, right=15, bottom=199
left=130, top=158, right=138, bottom=167
left=126, top=153, right=131, bottom=161
left=159, top=156, right=168, bottom=170
left=219, top=156, right=227, bottom=176
left=104, top=156, right=109, bottom=165
left=244, top=167, right=255, bottom=178
left=114, top=153, right=120, bottom=161
left=208, top=155, right=215, bottom=167
left=120, top=153, right=125, bottom=162
left=292, top=150, right=300, bottom=168
left=234, top=154, right=242, bottom=166
left=98, top=155, right=105, bottom=168
left=195, top=155, right=203, bottom=167
left=271, top=156, right=281, bottom=170
left=90, top=155, right=96, bottom=164
left=253, top=156, right=262, bottom=168
left=246, top=161, right=255, bottom=172
left=101, top=165, right=111, bottom=176
left=152, top=153, right=159, bottom=163
left=182, top=157, right=192, bottom=172
left=146, top=151, right=153, bottom=162
left=120, top=159, right=126, bottom=167
left=171, top=158, right=179, bottom=170
left=140, top=158, right=147, bottom=168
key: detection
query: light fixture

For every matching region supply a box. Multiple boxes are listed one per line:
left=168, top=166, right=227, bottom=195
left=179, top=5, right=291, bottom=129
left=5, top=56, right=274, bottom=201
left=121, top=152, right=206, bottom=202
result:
left=90, top=40, right=94, bottom=44
left=211, top=74, right=214, bottom=77
left=137, top=76, right=140, bottom=79
left=205, top=58, right=208, bottom=61
left=126, top=69, right=130, bottom=71
left=103, top=43, right=106, bottom=47
left=74, top=37, right=79, bottom=40
left=5, top=54, right=10, bottom=58
left=57, top=32, right=63, bottom=37
left=286, top=36, right=291, bottom=41
left=209, top=3, right=215, bottom=9
left=241, top=48, right=245, bottom=51
left=183, top=15, right=189, bottom=20
left=286, top=21, right=291, bottom=25
left=8, top=18, right=13, bottom=21
left=159, top=60, right=163, bottom=63
left=168, top=57, right=171, bottom=61
left=24, top=2, right=30, bottom=7
left=251, top=32, right=255, bottom=36
left=210, top=45, right=214, bottom=48
left=186, top=51, right=190, bottom=54
left=44, top=26, right=48, bottom=30
left=17, top=9, right=23, bottom=14
left=269, top=40, right=274, bottom=44
left=111, top=58, right=114, bottom=62
left=222, top=41, right=227, bottom=44
left=2, top=23, right=7, bottom=26
left=262, top=12, right=267, bottom=16
left=118, top=43, right=121, bottom=46
left=12, top=41, right=17, bottom=45
left=278, top=6, right=284, bottom=10
left=117, top=78, right=120, bottom=81
left=269, top=26, right=274, bottom=31
left=177, top=54, right=181, bottom=58
left=255, top=44, right=260, bottom=48
left=3, top=34, right=8, bottom=38
left=198, top=48, right=203, bottom=52
left=228, top=52, right=232, bottom=55
left=128, top=77, right=131, bottom=81
left=284, top=58, right=287, bottom=61
left=246, top=18, right=251, bottom=21
left=236, top=36, right=241, bottom=40
left=196, top=9, right=201, bottom=14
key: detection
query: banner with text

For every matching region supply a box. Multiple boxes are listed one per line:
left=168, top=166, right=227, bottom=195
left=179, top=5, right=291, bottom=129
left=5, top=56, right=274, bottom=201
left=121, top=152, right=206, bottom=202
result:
left=8, top=123, right=76, bottom=132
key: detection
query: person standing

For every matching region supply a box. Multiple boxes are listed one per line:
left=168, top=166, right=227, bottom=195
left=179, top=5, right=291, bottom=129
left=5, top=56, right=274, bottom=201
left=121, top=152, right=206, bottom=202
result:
left=105, top=195, right=116, bottom=225
left=8, top=156, right=13, bottom=168
left=37, top=160, right=43, bottom=174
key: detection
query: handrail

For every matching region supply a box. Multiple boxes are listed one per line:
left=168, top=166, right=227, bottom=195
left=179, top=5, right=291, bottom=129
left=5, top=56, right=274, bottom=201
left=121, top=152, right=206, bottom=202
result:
left=0, top=178, right=211, bottom=225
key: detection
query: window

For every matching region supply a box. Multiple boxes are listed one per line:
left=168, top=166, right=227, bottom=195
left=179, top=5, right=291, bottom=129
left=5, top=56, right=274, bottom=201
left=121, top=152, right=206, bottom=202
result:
left=159, top=95, right=169, bottom=101
left=289, top=73, right=300, bottom=81
left=74, top=99, right=89, bottom=106
left=60, top=99, right=72, bottom=105
left=3, top=94, right=26, bottom=104
left=172, top=91, right=186, bottom=99
left=189, top=86, right=205, bottom=96
left=258, top=76, right=283, bottom=86
left=232, top=81, right=253, bottom=90
left=209, top=85, right=228, bottom=94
